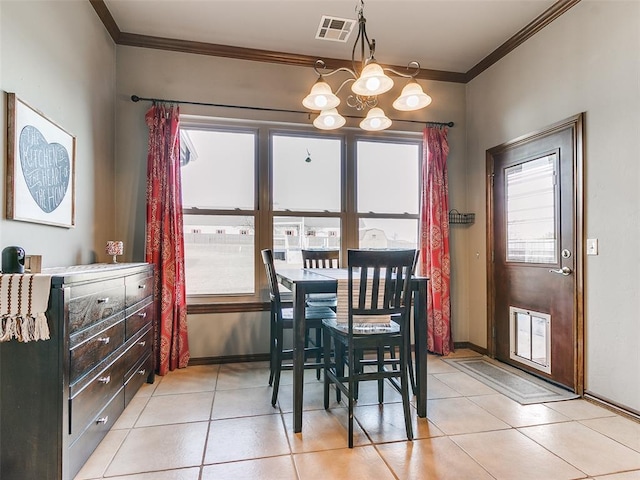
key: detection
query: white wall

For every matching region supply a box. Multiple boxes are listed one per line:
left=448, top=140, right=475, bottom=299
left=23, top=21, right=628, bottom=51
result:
left=0, top=1, right=116, bottom=267
left=115, top=46, right=467, bottom=357
left=466, top=1, right=640, bottom=412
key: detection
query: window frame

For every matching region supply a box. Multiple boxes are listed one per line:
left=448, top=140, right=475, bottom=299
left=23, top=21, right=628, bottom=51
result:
left=179, top=115, right=422, bottom=309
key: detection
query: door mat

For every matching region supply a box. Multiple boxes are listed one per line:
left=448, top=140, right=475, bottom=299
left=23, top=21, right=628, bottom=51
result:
left=442, top=356, right=579, bottom=405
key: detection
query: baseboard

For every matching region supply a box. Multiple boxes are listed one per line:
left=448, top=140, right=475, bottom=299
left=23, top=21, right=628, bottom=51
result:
left=584, top=392, right=640, bottom=423
left=188, top=353, right=270, bottom=366
left=453, top=341, right=488, bottom=356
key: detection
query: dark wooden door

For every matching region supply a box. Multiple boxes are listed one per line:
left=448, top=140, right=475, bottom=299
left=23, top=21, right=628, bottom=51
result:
left=488, top=115, right=583, bottom=392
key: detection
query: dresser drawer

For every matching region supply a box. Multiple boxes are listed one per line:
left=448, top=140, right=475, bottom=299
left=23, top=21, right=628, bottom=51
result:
left=68, top=279, right=126, bottom=334
left=126, top=299, right=153, bottom=340
left=122, top=326, right=153, bottom=376
left=68, top=389, right=125, bottom=480
left=69, top=357, right=126, bottom=439
left=125, top=354, right=153, bottom=405
left=69, top=319, right=125, bottom=383
left=126, top=272, right=153, bottom=308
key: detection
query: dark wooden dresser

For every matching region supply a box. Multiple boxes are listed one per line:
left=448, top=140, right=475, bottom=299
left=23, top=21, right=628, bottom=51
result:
left=0, top=263, right=155, bottom=480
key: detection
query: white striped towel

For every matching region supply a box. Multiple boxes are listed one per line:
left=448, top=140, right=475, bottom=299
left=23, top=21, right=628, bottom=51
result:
left=0, top=274, right=52, bottom=342
left=336, top=276, right=392, bottom=328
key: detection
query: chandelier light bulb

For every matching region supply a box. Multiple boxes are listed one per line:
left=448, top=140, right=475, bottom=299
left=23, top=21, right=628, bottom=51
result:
left=360, top=107, right=392, bottom=131
left=392, top=80, right=432, bottom=111
left=313, top=108, right=346, bottom=130
left=303, top=78, right=340, bottom=111
left=365, top=76, right=381, bottom=92
left=352, top=63, right=394, bottom=96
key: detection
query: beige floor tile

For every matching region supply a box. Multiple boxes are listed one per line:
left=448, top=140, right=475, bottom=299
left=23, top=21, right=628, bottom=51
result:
left=452, top=429, right=585, bottom=480
left=427, top=397, right=511, bottom=435
left=277, top=380, right=342, bottom=413
left=293, top=445, right=396, bottom=479
left=581, top=416, right=640, bottom=452
left=74, top=429, right=129, bottom=480
left=153, top=365, right=219, bottom=395
left=543, top=399, right=618, bottom=420
left=443, top=349, right=483, bottom=358
left=111, top=395, right=151, bottom=430
left=284, top=408, right=370, bottom=452
left=354, top=402, right=443, bottom=443
left=592, top=471, right=640, bottom=479
left=104, top=422, right=208, bottom=476
left=427, top=355, right=462, bottom=374
left=434, top=371, right=498, bottom=396
left=377, top=436, right=495, bottom=480
left=134, top=377, right=161, bottom=398
left=211, top=385, right=277, bottom=419
left=520, top=422, right=640, bottom=476
left=216, top=362, right=284, bottom=390
left=204, top=414, right=290, bottom=464
left=135, top=391, right=214, bottom=427
left=427, top=374, right=464, bottom=399
left=347, top=377, right=405, bottom=405
left=202, top=456, right=298, bottom=480
left=469, top=393, right=572, bottom=427
left=98, top=468, right=200, bottom=480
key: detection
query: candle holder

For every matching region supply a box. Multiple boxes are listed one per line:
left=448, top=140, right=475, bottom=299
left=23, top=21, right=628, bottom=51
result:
left=106, top=241, right=124, bottom=263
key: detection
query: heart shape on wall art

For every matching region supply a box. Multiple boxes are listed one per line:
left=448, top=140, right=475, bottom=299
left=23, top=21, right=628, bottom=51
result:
left=19, top=125, right=71, bottom=213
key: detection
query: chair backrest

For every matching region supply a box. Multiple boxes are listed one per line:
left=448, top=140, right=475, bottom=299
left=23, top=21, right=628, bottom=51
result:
left=345, top=249, right=417, bottom=328
left=261, top=249, right=283, bottom=312
left=301, top=249, right=339, bottom=269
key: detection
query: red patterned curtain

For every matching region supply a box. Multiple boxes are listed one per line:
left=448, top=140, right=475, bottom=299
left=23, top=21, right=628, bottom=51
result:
left=145, top=103, right=190, bottom=375
left=419, top=126, right=453, bottom=355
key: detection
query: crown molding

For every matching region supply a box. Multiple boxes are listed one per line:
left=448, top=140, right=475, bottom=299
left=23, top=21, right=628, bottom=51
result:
left=90, top=0, right=580, bottom=84
left=465, top=0, right=582, bottom=82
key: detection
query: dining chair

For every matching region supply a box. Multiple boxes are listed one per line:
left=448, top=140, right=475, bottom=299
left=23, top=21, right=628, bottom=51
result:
left=301, top=249, right=339, bottom=308
left=261, top=249, right=336, bottom=407
left=322, top=248, right=417, bottom=447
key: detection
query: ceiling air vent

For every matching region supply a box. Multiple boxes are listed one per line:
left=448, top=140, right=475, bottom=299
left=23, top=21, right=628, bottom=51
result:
left=315, top=15, right=356, bottom=43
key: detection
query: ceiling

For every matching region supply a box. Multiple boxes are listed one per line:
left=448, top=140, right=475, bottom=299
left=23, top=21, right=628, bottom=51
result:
left=100, top=0, right=571, bottom=79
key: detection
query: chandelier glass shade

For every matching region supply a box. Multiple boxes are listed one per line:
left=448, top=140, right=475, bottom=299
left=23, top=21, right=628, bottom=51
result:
left=303, top=0, right=431, bottom=131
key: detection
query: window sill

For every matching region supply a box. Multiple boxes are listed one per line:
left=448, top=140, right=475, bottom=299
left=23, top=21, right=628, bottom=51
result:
left=187, top=302, right=269, bottom=315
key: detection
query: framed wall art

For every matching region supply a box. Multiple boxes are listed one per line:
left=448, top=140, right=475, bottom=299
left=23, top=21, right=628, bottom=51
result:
left=6, top=93, right=76, bottom=228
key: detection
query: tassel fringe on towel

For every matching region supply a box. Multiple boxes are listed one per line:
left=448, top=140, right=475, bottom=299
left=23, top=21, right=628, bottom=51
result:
left=0, top=274, right=52, bottom=342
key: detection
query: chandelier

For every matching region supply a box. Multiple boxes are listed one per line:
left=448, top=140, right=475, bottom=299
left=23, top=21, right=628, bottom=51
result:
left=302, top=0, right=432, bottom=132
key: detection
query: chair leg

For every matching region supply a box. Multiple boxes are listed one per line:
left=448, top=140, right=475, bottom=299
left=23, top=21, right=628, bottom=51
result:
left=377, top=346, right=385, bottom=404
left=315, top=327, right=322, bottom=380
left=348, top=345, right=355, bottom=449
left=323, top=327, right=331, bottom=410
left=335, top=341, right=344, bottom=403
left=407, top=344, right=416, bottom=395
left=268, top=305, right=276, bottom=386
left=400, top=341, right=414, bottom=441
left=271, top=326, right=283, bottom=407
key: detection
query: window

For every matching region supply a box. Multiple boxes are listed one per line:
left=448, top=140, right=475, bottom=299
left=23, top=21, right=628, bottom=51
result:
left=357, top=140, right=420, bottom=250
left=179, top=120, right=421, bottom=303
left=180, top=128, right=256, bottom=296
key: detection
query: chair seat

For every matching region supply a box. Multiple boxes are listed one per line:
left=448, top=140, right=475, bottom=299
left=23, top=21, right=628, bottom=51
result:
left=282, top=306, right=336, bottom=323
left=322, top=317, right=400, bottom=335
left=306, top=293, right=338, bottom=308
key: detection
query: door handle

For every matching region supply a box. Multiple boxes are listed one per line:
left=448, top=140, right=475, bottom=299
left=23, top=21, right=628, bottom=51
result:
left=549, top=267, right=572, bottom=276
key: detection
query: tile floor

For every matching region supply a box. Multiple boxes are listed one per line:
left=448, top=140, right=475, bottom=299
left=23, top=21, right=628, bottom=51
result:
left=75, top=350, right=640, bottom=480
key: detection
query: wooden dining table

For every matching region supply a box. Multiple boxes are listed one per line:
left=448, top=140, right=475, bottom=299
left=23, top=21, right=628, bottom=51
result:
left=276, top=267, right=429, bottom=433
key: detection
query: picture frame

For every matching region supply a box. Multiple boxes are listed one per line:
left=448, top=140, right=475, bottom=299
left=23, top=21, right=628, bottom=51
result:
left=6, top=93, right=76, bottom=228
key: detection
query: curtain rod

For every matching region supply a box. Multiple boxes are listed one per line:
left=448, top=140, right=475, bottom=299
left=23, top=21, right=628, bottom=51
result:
left=130, top=95, right=454, bottom=128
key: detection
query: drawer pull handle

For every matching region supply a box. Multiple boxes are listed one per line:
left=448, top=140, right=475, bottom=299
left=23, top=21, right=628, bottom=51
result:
left=138, top=284, right=146, bottom=289
left=137, top=369, right=146, bottom=376
left=98, top=375, right=111, bottom=384
left=97, top=336, right=110, bottom=345
left=96, top=416, right=109, bottom=425
left=137, top=312, right=147, bottom=319
left=97, top=297, right=110, bottom=304
left=138, top=340, right=146, bottom=347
